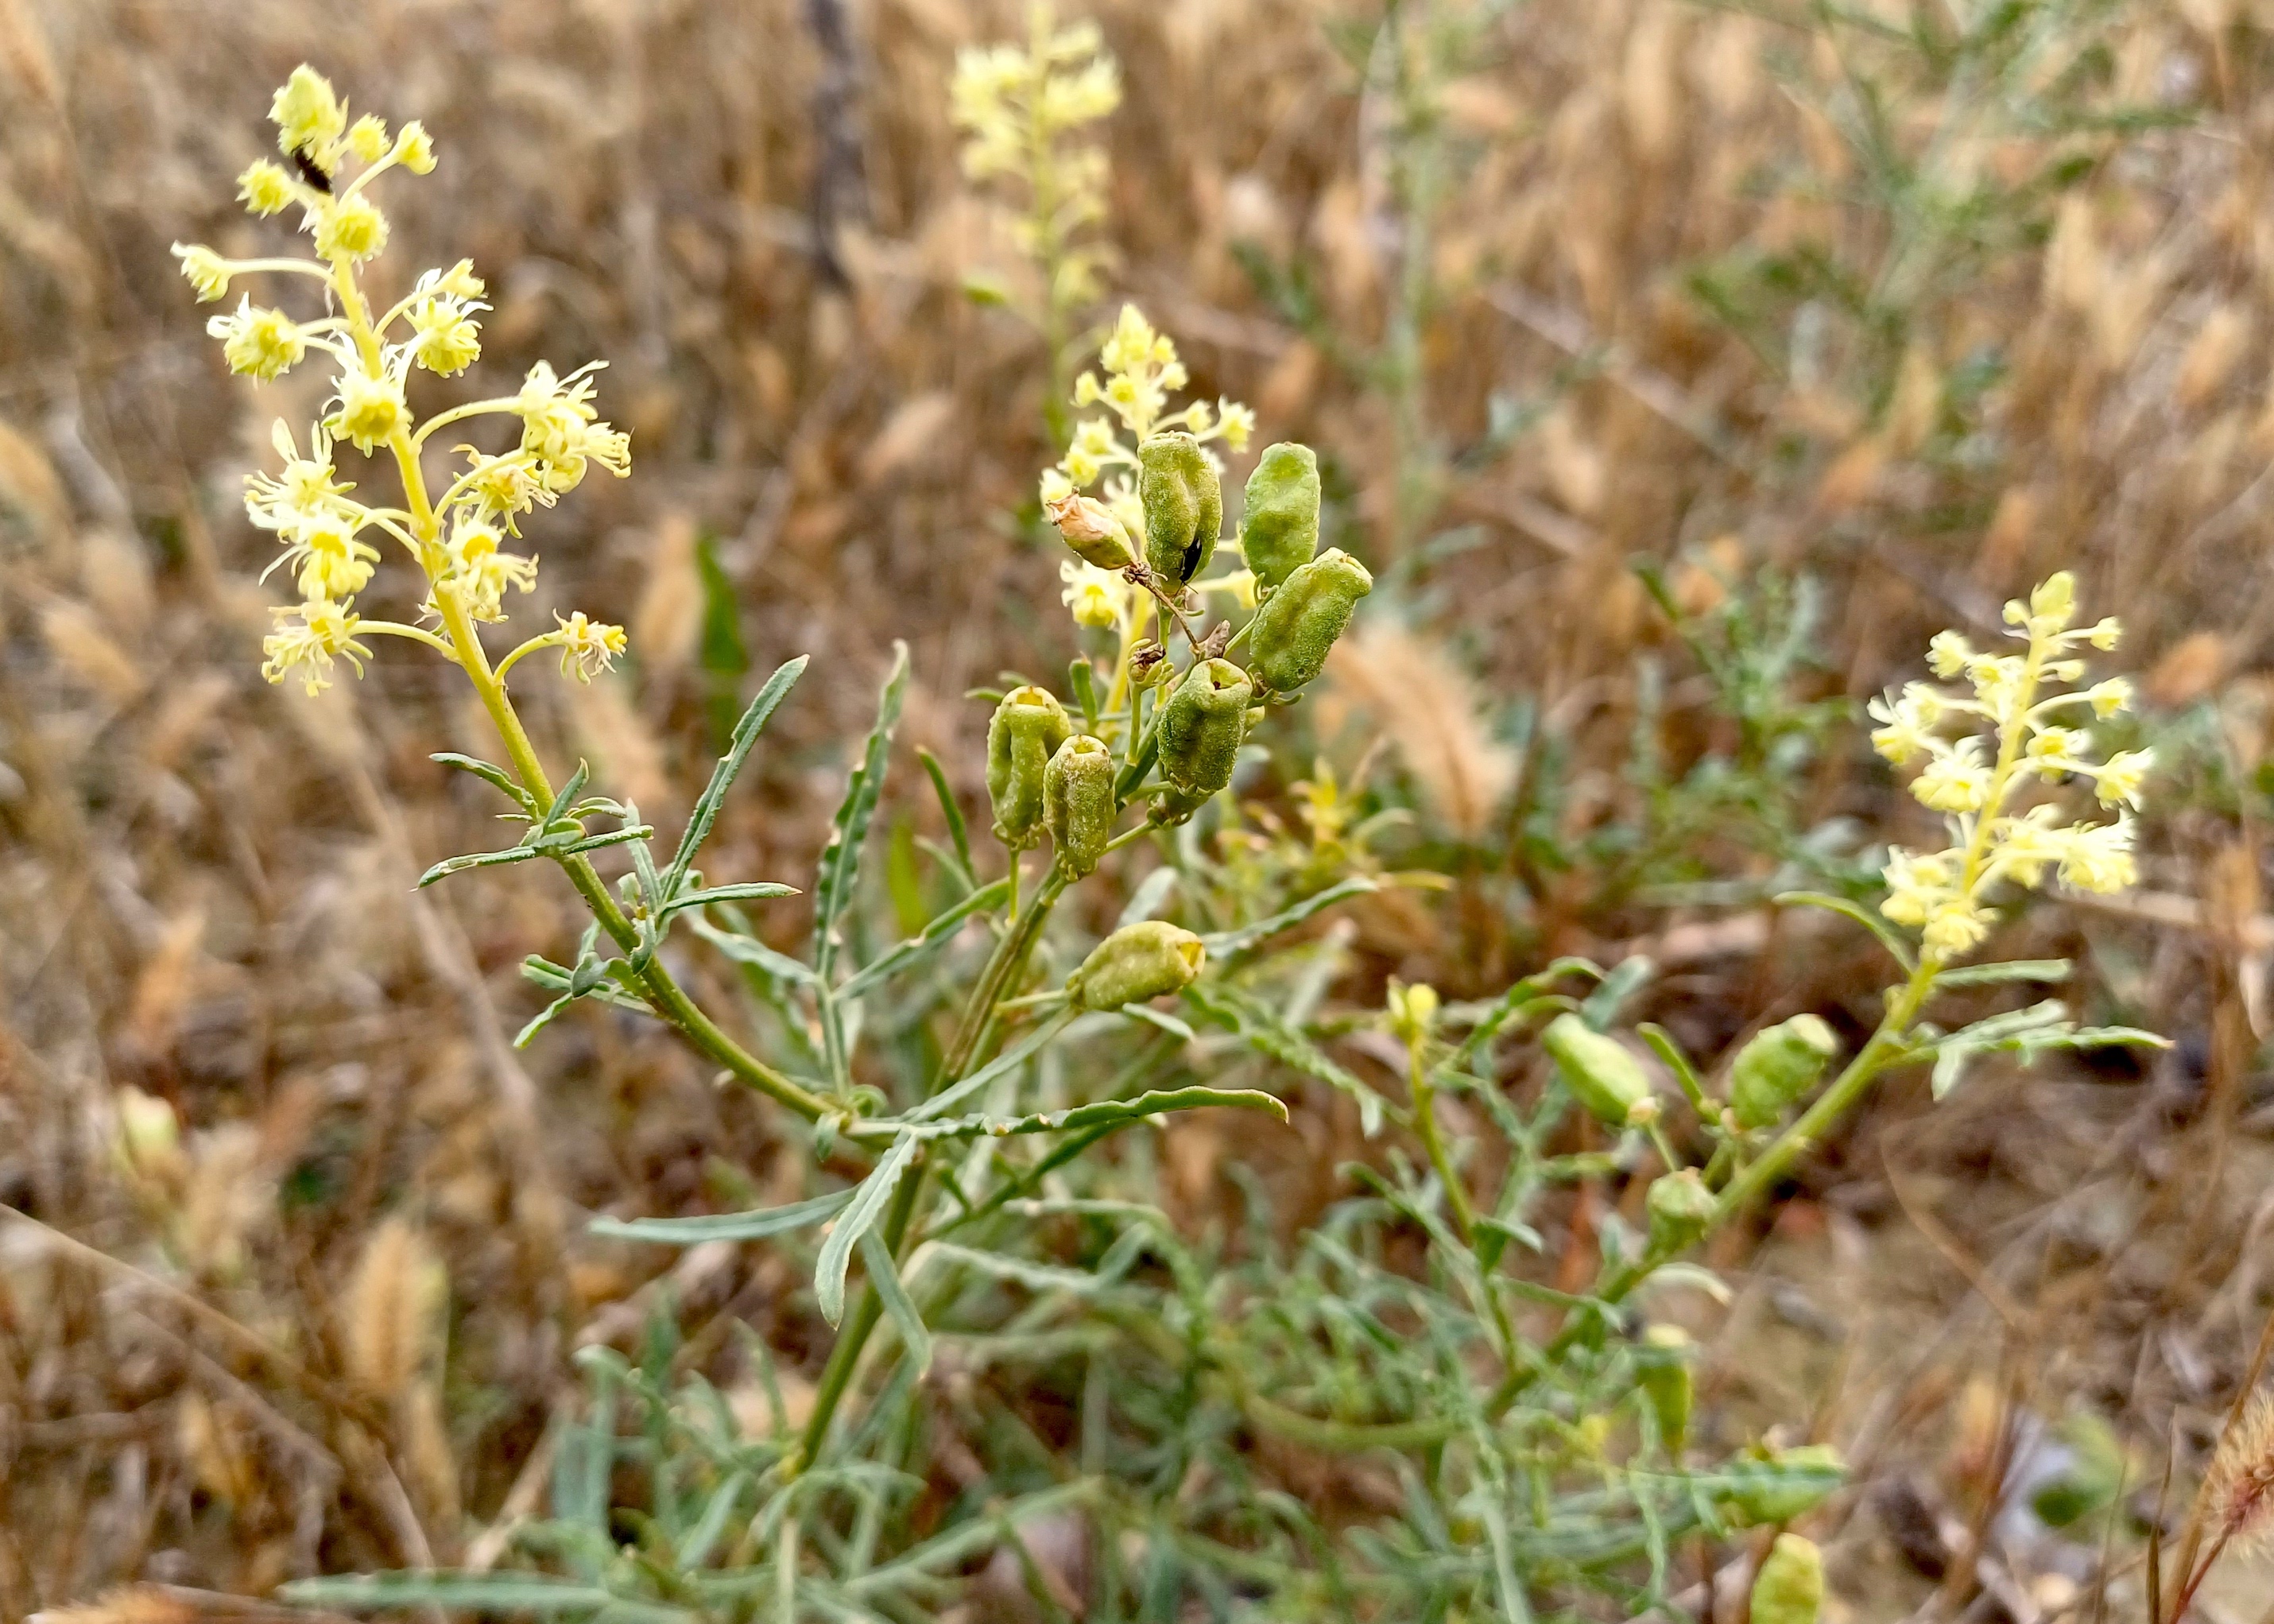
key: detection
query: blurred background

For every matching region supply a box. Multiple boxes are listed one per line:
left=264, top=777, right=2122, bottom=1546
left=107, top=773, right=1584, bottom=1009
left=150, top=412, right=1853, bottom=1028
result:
left=8, top=0, right=2274, bottom=1614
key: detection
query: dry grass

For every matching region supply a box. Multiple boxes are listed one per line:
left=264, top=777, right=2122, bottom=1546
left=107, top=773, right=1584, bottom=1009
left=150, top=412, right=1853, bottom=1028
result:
left=6, top=0, right=2274, bottom=1614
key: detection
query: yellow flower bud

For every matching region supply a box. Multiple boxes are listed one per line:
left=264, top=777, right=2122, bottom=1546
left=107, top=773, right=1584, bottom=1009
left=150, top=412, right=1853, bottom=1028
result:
left=1066, top=921, right=1205, bottom=1010
left=236, top=160, right=296, bottom=217
left=271, top=65, right=345, bottom=166
left=315, top=195, right=389, bottom=263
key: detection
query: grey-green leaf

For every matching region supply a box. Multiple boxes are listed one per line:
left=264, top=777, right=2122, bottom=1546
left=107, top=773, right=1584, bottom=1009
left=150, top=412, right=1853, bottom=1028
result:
left=590, top=1188, right=855, bottom=1246
left=816, top=1135, right=920, bottom=1326
left=667, top=655, right=809, bottom=899
left=815, top=641, right=910, bottom=981
left=861, top=1227, right=932, bottom=1377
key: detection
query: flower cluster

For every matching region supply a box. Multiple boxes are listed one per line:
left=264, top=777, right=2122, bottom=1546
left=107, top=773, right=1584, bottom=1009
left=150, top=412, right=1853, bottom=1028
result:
left=951, top=4, right=1119, bottom=300
left=1868, top=573, right=2148, bottom=959
left=1040, top=305, right=1256, bottom=607
left=175, top=67, right=630, bottom=695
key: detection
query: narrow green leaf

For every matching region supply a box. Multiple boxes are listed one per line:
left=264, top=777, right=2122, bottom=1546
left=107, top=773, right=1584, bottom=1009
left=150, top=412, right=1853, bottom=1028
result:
left=916, top=746, right=972, bottom=876
left=860, top=1227, right=932, bottom=1377
left=1198, top=877, right=1377, bottom=960
left=815, top=641, right=911, bottom=981
left=907, top=1014, right=1071, bottom=1123
left=816, top=1136, right=920, bottom=1326
left=590, top=1188, right=854, bottom=1246
left=657, top=881, right=800, bottom=921
left=418, top=845, right=541, bottom=887
left=1774, top=890, right=1916, bottom=975
left=1451, top=957, right=1601, bottom=1068
left=1069, top=656, right=1100, bottom=731
left=922, top=1242, right=1114, bottom=1296
left=1930, top=958, right=2071, bottom=988
left=1116, top=866, right=1180, bottom=929
left=839, top=878, right=1011, bottom=1002
left=513, top=991, right=575, bottom=1048
left=432, top=751, right=537, bottom=814
left=691, top=917, right=822, bottom=987
left=538, top=758, right=594, bottom=833
left=1122, top=1004, right=1195, bottom=1042
left=277, top=1573, right=682, bottom=1617
left=913, top=1084, right=1288, bottom=1141
left=678, top=1470, right=753, bottom=1570
left=521, top=955, right=653, bottom=1012
left=667, top=655, right=809, bottom=899
left=1186, top=983, right=1388, bottom=1137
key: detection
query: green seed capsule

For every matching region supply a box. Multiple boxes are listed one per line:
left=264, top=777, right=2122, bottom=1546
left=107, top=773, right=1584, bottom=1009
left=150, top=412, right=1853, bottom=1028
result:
left=1730, top=1014, right=1838, bottom=1130
left=1157, top=657, right=1251, bottom=798
left=1238, top=441, right=1320, bottom=592
left=1246, top=548, right=1372, bottom=693
left=986, top=685, right=1071, bottom=850
left=1637, top=1326, right=1694, bottom=1453
left=1749, top=1535, right=1824, bottom=1624
left=1722, top=1444, right=1845, bottom=1526
left=1148, top=781, right=1214, bottom=828
left=1542, top=1013, right=1655, bottom=1128
left=1067, top=920, right=1206, bottom=1010
left=1044, top=734, right=1116, bottom=877
left=1138, top=432, right=1222, bottom=588
left=1645, top=1169, right=1715, bottom=1256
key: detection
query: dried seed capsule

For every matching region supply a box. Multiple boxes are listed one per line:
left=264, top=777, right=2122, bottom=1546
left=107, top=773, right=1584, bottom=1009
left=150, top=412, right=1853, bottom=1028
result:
left=1238, top=441, right=1320, bottom=592
left=1067, top=920, right=1206, bottom=1010
left=1749, top=1535, right=1824, bottom=1624
left=1542, top=1013, right=1656, bottom=1129
left=1044, top=734, right=1116, bottom=877
left=1156, top=657, right=1251, bottom=797
left=1730, top=1014, right=1838, bottom=1130
left=1246, top=548, right=1372, bottom=694
left=1645, top=1169, right=1715, bottom=1256
left=986, top=685, right=1071, bottom=850
left=1637, top=1325, right=1694, bottom=1454
left=1138, top=432, right=1222, bottom=588
left=1045, top=492, right=1137, bottom=572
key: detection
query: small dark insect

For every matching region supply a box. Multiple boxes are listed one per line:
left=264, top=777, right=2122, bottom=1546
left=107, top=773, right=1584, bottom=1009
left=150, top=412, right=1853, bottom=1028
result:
left=289, top=148, right=333, bottom=195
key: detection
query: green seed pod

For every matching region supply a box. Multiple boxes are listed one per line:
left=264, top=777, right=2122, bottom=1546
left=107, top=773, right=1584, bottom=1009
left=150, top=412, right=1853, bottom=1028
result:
left=1148, top=782, right=1214, bottom=828
left=1246, top=548, right=1372, bottom=693
left=1722, top=1444, right=1845, bottom=1526
left=1637, top=1326, right=1693, bottom=1454
left=1542, top=1013, right=1656, bottom=1129
left=1645, top=1169, right=1715, bottom=1256
left=1749, top=1535, right=1824, bottom=1624
left=1238, top=441, right=1320, bottom=592
left=986, top=685, right=1071, bottom=850
left=1157, top=657, right=1251, bottom=797
left=1138, top=432, right=1222, bottom=588
left=1730, top=1014, right=1838, bottom=1130
left=1067, top=920, right=1206, bottom=1010
left=1044, top=734, right=1116, bottom=877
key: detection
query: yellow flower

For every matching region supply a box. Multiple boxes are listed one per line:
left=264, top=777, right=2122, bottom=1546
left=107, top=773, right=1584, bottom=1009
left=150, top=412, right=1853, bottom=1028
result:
left=346, top=114, right=391, bottom=164
left=2093, top=748, right=2152, bottom=808
left=1217, top=400, right=1256, bottom=452
left=1922, top=900, right=1991, bottom=958
left=237, top=160, right=297, bottom=217
left=2057, top=818, right=2136, bottom=894
left=288, top=516, right=378, bottom=602
left=271, top=65, right=346, bottom=166
left=1867, top=686, right=1940, bottom=765
left=408, top=295, right=483, bottom=376
left=2086, top=677, right=2132, bottom=718
left=1060, top=558, right=1132, bottom=630
left=314, top=194, right=389, bottom=262
left=1193, top=568, right=1257, bottom=611
left=2026, top=727, right=2084, bottom=777
left=554, top=611, right=627, bottom=681
left=2084, top=616, right=2121, bottom=651
left=439, top=517, right=537, bottom=622
left=1927, top=630, right=1972, bottom=679
left=246, top=421, right=356, bottom=533
left=326, top=363, right=409, bottom=453
left=208, top=299, right=307, bottom=382
left=261, top=598, right=370, bottom=694
left=1912, top=744, right=1990, bottom=813
left=172, top=243, right=233, bottom=302
left=397, top=122, right=437, bottom=175
left=515, top=361, right=631, bottom=494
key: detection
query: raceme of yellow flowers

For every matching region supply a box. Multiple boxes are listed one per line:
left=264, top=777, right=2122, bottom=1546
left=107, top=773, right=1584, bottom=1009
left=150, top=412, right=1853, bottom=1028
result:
left=175, top=66, right=630, bottom=700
